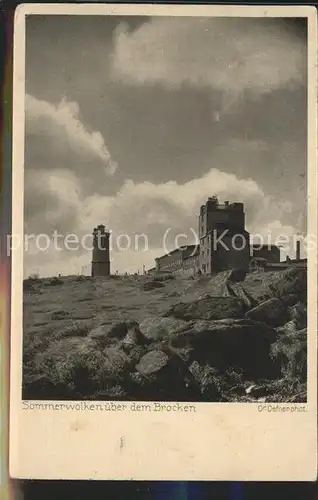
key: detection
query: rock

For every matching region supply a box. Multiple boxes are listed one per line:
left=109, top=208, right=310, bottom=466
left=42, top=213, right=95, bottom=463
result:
left=132, top=349, right=200, bottom=400
left=164, top=296, right=245, bottom=321
left=227, top=283, right=258, bottom=309
left=245, top=298, right=287, bottom=327
left=281, top=293, right=299, bottom=307
left=136, top=349, right=169, bottom=376
left=169, top=318, right=279, bottom=379
left=139, top=316, right=188, bottom=341
left=121, top=327, right=150, bottom=349
left=207, top=270, right=235, bottom=296
left=142, top=281, right=165, bottom=291
left=89, top=321, right=147, bottom=347
left=269, top=267, right=307, bottom=303
left=88, top=325, right=112, bottom=346
left=241, top=267, right=307, bottom=307
left=108, top=321, right=140, bottom=340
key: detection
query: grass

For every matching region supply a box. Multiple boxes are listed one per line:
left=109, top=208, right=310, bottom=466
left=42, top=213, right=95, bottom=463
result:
left=23, top=270, right=307, bottom=402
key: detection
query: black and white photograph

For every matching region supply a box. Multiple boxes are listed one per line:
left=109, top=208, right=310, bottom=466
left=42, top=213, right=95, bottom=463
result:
left=21, top=12, right=309, bottom=404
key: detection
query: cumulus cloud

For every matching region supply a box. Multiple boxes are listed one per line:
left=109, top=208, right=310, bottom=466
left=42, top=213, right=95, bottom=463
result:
left=26, top=95, right=117, bottom=174
left=24, top=94, right=118, bottom=233
left=111, top=17, right=306, bottom=117
left=24, top=167, right=302, bottom=277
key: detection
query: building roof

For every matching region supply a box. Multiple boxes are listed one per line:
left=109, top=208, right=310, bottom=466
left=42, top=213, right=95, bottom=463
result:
left=155, top=244, right=200, bottom=261
left=251, top=244, right=280, bottom=250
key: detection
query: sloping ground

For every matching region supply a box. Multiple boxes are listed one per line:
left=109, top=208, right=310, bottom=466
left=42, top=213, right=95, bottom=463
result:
left=23, top=267, right=307, bottom=402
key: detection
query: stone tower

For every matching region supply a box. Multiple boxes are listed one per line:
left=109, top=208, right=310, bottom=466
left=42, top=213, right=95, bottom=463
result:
left=198, top=196, right=250, bottom=274
left=91, top=225, right=110, bottom=277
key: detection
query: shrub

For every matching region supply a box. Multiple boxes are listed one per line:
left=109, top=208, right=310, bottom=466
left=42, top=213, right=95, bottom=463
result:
left=23, top=274, right=41, bottom=292
left=45, top=277, right=64, bottom=286
left=270, top=329, right=307, bottom=380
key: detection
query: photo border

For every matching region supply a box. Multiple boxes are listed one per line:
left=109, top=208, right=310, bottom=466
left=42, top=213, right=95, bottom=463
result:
left=9, top=3, right=318, bottom=481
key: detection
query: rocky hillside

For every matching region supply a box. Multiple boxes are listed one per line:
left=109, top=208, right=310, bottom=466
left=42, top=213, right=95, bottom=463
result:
left=23, top=267, right=307, bottom=402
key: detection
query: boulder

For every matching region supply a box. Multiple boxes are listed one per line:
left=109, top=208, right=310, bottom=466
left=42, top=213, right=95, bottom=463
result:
left=132, top=349, right=200, bottom=400
left=89, top=321, right=146, bottom=347
left=136, top=349, right=169, bottom=376
left=108, top=321, right=140, bottom=340
left=88, top=325, right=112, bottom=346
left=242, top=267, right=307, bottom=307
left=207, top=270, right=235, bottom=296
left=169, top=318, right=280, bottom=379
left=142, top=281, right=165, bottom=291
left=139, top=316, right=188, bottom=341
left=245, top=298, right=287, bottom=327
left=164, top=296, right=245, bottom=321
left=227, top=283, right=258, bottom=309
left=121, top=327, right=150, bottom=349
left=269, top=267, right=307, bottom=303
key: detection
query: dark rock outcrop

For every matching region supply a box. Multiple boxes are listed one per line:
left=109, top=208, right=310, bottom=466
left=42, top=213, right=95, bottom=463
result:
left=242, top=267, right=307, bottom=307
left=136, top=349, right=169, bottom=376
left=169, top=318, right=279, bottom=379
left=132, top=349, right=200, bottom=400
left=227, top=282, right=258, bottom=309
left=245, top=297, right=287, bottom=327
left=139, top=316, right=188, bottom=341
left=269, top=267, right=307, bottom=303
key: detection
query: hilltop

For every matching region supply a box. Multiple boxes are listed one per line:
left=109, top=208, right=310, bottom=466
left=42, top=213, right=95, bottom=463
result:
left=23, top=267, right=307, bottom=402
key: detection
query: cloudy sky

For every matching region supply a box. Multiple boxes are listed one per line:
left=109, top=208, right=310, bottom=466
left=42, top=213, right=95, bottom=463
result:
left=24, top=14, right=307, bottom=277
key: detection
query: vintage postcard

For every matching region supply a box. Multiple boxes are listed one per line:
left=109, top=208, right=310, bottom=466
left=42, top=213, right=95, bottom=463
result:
left=9, top=3, right=317, bottom=480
